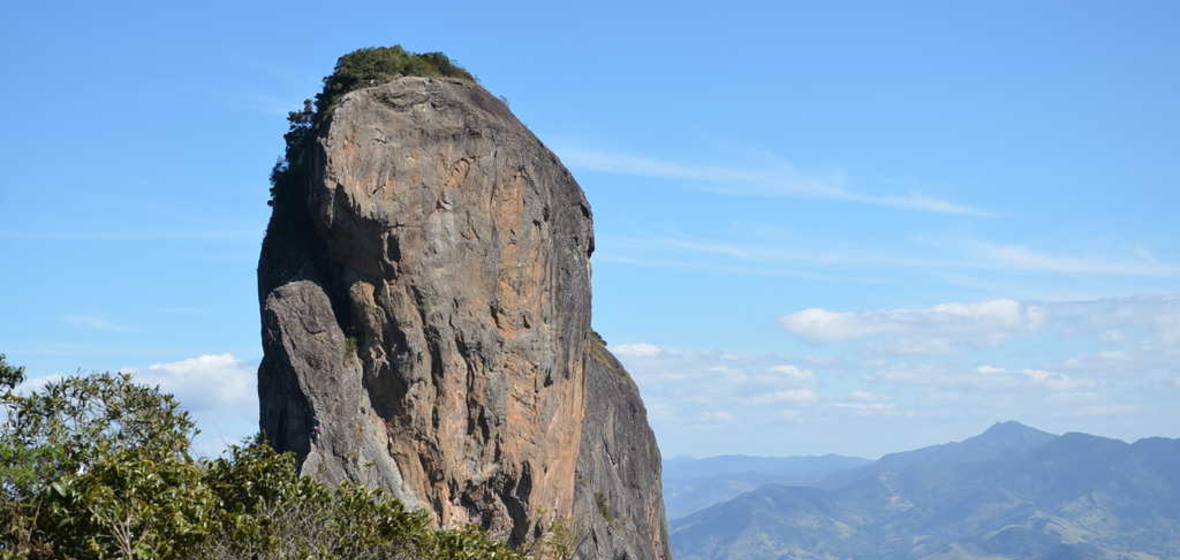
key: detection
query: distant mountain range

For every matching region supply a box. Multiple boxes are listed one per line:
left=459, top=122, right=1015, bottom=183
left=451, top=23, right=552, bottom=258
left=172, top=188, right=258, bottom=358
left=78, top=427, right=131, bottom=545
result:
left=670, top=422, right=1180, bottom=560
left=663, top=454, right=872, bottom=519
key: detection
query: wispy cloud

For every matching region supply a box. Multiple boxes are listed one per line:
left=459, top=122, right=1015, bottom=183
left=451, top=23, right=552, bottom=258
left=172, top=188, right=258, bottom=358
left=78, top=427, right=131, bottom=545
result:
left=779, top=294, right=1180, bottom=353
left=747, top=388, right=820, bottom=404
left=779, top=299, right=1047, bottom=348
left=62, top=315, right=131, bottom=332
left=603, top=325, right=1176, bottom=456
left=849, top=390, right=891, bottom=402
left=556, top=147, right=994, bottom=216
left=831, top=402, right=902, bottom=417
left=611, top=232, right=1180, bottom=280
left=976, top=365, right=1094, bottom=392
left=965, top=241, right=1180, bottom=277
left=594, top=253, right=888, bottom=284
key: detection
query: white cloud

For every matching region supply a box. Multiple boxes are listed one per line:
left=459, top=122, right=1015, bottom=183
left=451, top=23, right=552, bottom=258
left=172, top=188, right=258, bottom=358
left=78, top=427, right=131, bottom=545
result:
left=976, top=365, right=1093, bottom=392
left=594, top=253, right=876, bottom=283
left=124, top=353, right=255, bottom=415
left=780, top=410, right=802, bottom=423
left=779, top=299, right=1046, bottom=348
left=121, top=353, right=258, bottom=455
left=11, top=354, right=257, bottom=457
left=966, top=242, right=1180, bottom=277
left=63, top=314, right=131, bottom=332
left=1017, top=369, right=1090, bottom=391
left=1046, top=392, right=1102, bottom=403
left=1155, top=311, right=1180, bottom=347
left=865, top=365, right=928, bottom=384
left=849, top=390, right=890, bottom=402
left=887, top=337, right=957, bottom=355
left=1062, top=350, right=1132, bottom=371
left=604, top=319, right=1174, bottom=456
left=749, top=389, right=819, bottom=405
left=557, top=147, right=992, bottom=216
left=610, top=342, right=664, bottom=358
left=14, top=374, right=65, bottom=396
left=831, top=402, right=900, bottom=417
left=700, top=410, right=735, bottom=423
left=769, top=364, right=815, bottom=382
left=1100, top=329, right=1126, bottom=343
left=803, top=354, right=839, bottom=366
left=780, top=295, right=1180, bottom=357
left=1076, top=404, right=1140, bottom=417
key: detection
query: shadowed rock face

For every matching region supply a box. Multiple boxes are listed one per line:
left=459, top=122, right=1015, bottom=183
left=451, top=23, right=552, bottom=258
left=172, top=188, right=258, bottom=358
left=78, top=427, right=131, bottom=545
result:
left=257, top=76, right=669, bottom=559
left=574, top=337, right=671, bottom=560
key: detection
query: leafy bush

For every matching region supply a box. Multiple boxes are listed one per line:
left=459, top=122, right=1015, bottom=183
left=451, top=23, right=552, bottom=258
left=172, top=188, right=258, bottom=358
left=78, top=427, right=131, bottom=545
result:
left=198, top=441, right=455, bottom=560
left=43, top=450, right=216, bottom=560
left=268, top=45, right=473, bottom=206
left=0, top=357, right=565, bottom=560
left=316, top=46, right=473, bottom=117
left=1, top=370, right=198, bottom=558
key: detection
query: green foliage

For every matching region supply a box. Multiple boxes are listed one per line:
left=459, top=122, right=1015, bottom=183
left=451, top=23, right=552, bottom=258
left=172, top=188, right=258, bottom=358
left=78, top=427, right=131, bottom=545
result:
left=2, top=372, right=195, bottom=477
left=201, top=440, right=435, bottom=560
left=0, top=358, right=530, bottom=560
left=43, top=450, right=216, bottom=560
left=316, top=46, right=473, bottom=118
left=524, top=517, right=584, bottom=560
left=268, top=45, right=473, bottom=206
left=589, top=330, right=607, bottom=347
left=428, top=525, right=524, bottom=560
left=0, top=354, right=24, bottom=392
left=594, top=491, right=613, bottom=522
left=2, top=371, right=198, bottom=558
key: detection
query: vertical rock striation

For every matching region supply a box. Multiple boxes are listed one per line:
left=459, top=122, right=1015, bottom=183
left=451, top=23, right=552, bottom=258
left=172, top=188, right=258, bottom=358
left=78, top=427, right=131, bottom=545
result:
left=573, top=336, right=671, bottom=560
left=257, top=75, right=669, bottom=559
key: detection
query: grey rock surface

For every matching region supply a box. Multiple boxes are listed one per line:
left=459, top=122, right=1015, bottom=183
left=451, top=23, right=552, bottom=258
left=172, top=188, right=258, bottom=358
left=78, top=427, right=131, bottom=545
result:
left=573, top=337, right=671, bottom=560
left=257, top=76, right=669, bottom=559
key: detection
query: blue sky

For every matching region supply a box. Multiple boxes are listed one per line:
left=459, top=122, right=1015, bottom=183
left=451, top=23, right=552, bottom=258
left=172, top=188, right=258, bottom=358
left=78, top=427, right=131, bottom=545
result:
left=2, top=0, right=1178, bottom=458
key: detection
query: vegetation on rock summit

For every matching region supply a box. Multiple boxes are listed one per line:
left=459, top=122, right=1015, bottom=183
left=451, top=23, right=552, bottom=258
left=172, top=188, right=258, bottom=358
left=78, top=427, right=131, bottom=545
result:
left=268, top=45, right=473, bottom=206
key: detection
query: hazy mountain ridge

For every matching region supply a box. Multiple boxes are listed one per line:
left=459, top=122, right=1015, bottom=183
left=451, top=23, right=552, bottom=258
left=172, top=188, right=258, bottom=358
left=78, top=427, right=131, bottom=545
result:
left=671, top=422, right=1180, bottom=560
left=663, top=454, right=872, bottom=519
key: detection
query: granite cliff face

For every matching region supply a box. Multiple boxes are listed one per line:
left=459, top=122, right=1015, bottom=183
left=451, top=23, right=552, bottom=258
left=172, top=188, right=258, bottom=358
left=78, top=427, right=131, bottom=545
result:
left=575, top=336, right=671, bottom=560
left=257, top=75, right=669, bottom=560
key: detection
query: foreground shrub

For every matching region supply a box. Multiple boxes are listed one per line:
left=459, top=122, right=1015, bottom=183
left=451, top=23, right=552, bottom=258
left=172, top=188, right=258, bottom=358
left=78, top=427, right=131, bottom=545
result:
left=1, top=366, right=199, bottom=558
left=0, top=358, right=537, bottom=560
left=43, top=450, right=216, bottom=559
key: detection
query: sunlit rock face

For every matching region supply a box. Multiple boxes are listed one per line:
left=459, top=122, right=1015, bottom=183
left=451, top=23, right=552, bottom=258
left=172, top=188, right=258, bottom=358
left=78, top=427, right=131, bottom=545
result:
left=257, top=76, right=669, bottom=560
